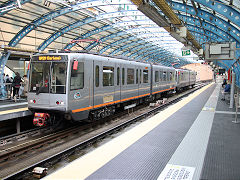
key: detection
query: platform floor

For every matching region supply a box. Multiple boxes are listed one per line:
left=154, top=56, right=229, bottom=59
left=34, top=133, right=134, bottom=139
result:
left=0, top=99, right=31, bottom=121
left=44, top=83, right=240, bottom=180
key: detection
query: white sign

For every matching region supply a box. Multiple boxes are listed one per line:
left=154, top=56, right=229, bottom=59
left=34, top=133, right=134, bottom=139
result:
left=202, top=107, right=215, bottom=111
left=158, top=164, right=195, bottom=180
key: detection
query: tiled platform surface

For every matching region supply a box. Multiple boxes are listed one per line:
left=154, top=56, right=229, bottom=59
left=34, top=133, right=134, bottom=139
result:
left=200, top=86, right=240, bottom=179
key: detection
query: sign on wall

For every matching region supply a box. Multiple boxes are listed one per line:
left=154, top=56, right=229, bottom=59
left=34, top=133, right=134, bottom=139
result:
left=204, top=42, right=236, bottom=60
left=182, top=49, right=191, bottom=56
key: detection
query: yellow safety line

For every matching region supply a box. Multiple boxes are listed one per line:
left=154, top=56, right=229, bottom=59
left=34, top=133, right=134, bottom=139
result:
left=44, top=83, right=213, bottom=180
left=0, top=107, right=28, bottom=115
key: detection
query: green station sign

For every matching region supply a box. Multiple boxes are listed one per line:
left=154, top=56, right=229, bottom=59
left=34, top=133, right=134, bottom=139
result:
left=182, top=49, right=191, bottom=56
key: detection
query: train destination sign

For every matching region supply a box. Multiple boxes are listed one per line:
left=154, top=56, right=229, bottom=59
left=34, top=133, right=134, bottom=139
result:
left=32, top=55, right=68, bottom=61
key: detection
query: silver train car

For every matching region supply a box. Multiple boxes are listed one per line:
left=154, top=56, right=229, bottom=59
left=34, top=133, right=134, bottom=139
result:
left=28, top=52, right=196, bottom=126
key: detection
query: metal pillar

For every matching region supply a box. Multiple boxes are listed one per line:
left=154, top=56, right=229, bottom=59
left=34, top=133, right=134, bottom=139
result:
left=233, top=91, right=239, bottom=123
left=16, top=118, right=21, bottom=134
left=229, top=72, right=235, bottom=109
left=0, top=51, right=11, bottom=99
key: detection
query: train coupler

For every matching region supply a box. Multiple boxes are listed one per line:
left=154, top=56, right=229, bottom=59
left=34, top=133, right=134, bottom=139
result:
left=33, top=113, right=50, bottom=127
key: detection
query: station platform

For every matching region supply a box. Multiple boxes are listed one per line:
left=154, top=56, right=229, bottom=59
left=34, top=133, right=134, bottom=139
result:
left=0, top=99, right=31, bottom=121
left=44, top=82, right=240, bottom=180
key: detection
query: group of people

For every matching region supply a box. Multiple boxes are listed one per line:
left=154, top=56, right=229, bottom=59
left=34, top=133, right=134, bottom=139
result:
left=3, top=72, right=28, bottom=100
left=3, top=73, right=13, bottom=84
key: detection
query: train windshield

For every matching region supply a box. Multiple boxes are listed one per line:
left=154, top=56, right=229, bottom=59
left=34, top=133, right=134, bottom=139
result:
left=30, top=62, right=67, bottom=94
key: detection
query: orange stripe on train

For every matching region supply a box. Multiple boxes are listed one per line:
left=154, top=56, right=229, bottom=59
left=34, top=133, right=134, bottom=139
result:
left=72, top=89, right=174, bottom=113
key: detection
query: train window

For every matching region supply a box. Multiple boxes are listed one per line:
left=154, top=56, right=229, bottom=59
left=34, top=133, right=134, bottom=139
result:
left=117, top=67, right=120, bottom=85
left=51, top=62, right=67, bottom=94
left=140, top=70, right=142, bottom=84
left=155, top=71, right=159, bottom=82
left=71, top=62, right=84, bottom=90
left=103, top=66, right=114, bottom=86
left=95, top=65, right=99, bottom=87
left=122, top=68, right=125, bottom=85
left=136, top=69, right=138, bottom=84
left=30, top=62, right=50, bottom=93
left=127, top=68, right=134, bottom=84
left=143, top=70, right=148, bottom=83
left=163, top=72, right=167, bottom=81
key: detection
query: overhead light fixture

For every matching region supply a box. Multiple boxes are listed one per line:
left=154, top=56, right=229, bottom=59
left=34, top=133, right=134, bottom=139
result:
left=138, top=3, right=170, bottom=27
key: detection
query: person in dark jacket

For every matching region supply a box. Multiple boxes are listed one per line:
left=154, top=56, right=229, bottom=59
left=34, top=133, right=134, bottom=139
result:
left=221, top=82, right=231, bottom=101
left=12, top=72, right=22, bottom=99
left=222, top=78, right=227, bottom=88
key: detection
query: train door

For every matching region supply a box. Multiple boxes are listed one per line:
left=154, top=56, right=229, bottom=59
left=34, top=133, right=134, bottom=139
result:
left=69, top=57, right=93, bottom=119
left=175, top=71, right=178, bottom=85
left=93, top=60, right=102, bottom=107
left=101, top=61, right=115, bottom=105
left=115, top=64, right=121, bottom=102
left=136, top=66, right=139, bottom=97
left=139, top=65, right=151, bottom=97
left=138, top=67, right=144, bottom=97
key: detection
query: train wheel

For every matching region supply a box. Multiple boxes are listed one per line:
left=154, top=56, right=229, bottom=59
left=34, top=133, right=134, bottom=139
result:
left=100, top=111, right=106, bottom=119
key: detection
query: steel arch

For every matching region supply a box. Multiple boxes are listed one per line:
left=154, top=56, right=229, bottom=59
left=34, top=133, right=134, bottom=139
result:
left=170, top=1, right=240, bottom=45
left=65, top=24, right=161, bottom=50
left=8, top=0, right=134, bottom=47
left=38, top=10, right=148, bottom=51
left=0, top=0, right=31, bottom=16
left=178, top=14, right=229, bottom=42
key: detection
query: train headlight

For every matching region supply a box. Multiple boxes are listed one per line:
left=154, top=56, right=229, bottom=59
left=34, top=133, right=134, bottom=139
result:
left=30, top=99, right=36, bottom=103
left=56, top=101, right=64, bottom=105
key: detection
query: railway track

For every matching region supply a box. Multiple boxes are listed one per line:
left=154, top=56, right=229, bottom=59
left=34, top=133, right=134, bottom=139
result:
left=0, top=127, right=51, bottom=147
left=0, top=82, right=209, bottom=179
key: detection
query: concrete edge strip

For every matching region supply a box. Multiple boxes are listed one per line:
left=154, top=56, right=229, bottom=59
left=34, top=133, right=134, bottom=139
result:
left=0, top=102, right=28, bottom=109
left=158, top=84, right=220, bottom=180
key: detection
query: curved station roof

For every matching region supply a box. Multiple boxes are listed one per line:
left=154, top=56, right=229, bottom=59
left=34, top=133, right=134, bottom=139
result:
left=0, top=0, right=240, bottom=72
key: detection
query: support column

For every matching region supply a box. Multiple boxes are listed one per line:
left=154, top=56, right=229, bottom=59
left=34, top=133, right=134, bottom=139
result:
left=230, top=72, right=235, bottom=109
left=16, top=118, right=21, bottom=134
left=0, top=51, right=11, bottom=99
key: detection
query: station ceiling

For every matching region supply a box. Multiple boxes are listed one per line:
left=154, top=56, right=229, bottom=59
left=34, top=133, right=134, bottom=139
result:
left=0, top=0, right=240, bottom=68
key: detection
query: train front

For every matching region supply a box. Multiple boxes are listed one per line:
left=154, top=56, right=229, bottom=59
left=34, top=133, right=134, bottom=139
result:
left=28, top=54, right=68, bottom=126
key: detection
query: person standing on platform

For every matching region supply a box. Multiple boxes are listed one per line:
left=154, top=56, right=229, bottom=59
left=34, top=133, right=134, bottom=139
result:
left=12, top=72, right=22, bottom=101
left=22, top=75, right=29, bottom=97
left=222, top=78, right=227, bottom=88
left=3, top=73, right=6, bottom=83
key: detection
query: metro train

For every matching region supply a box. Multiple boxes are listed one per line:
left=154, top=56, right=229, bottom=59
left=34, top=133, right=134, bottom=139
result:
left=28, top=51, right=196, bottom=126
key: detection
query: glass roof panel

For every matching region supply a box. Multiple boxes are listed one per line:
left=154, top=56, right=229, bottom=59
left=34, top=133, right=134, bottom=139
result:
left=233, top=0, right=240, bottom=9
left=93, top=0, right=194, bottom=59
